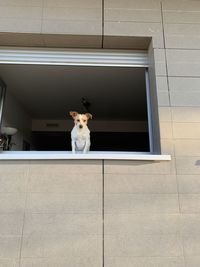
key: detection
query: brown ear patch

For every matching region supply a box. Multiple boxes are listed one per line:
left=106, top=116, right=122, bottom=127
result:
left=69, top=111, right=78, bottom=118
left=85, top=113, right=92, bottom=120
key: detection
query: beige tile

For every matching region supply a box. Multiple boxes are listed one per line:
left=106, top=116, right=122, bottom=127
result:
left=164, top=23, right=200, bottom=49
left=0, top=214, right=23, bottom=235
left=104, top=22, right=164, bottom=48
left=105, top=256, right=184, bottom=267
left=42, top=19, right=101, bottom=35
left=104, top=159, right=175, bottom=175
left=156, top=76, right=169, bottom=91
left=26, top=193, right=101, bottom=213
left=169, top=77, right=200, bottom=92
left=180, top=194, right=200, bottom=213
left=28, top=173, right=102, bottom=193
left=105, top=9, right=161, bottom=23
left=169, top=77, right=200, bottom=91
left=20, top=257, right=101, bottom=267
left=169, top=77, right=200, bottom=104
left=105, top=174, right=177, bottom=194
left=0, top=259, right=19, bottom=267
left=0, top=18, right=42, bottom=33
left=170, top=90, right=200, bottom=107
left=0, top=236, right=21, bottom=258
left=105, top=193, right=179, bottom=214
left=181, top=214, right=200, bottom=235
left=154, top=49, right=167, bottom=75
left=0, top=0, right=43, bottom=7
left=0, top=172, right=28, bottom=193
left=173, top=123, right=200, bottom=139
left=172, top=107, right=200, bottom=123
left=43, top=7, right=101, bottom=20
left=175, top=140, right=200, bottom=156
left=0, top=161, right=29, bottom=172
left=0, top=6, right=42, bottom=19
left=170, top=89, right=200, bottom=108
left=176, top=157, right=200, bottom=175
left=105, top=0, right=160, bottom=9
left=163, top=1, right=200, bottom=12
left=160, top=122, right=173, bottom=139
left=29, top=160, right=101, bottom=174
left=166, top=49, right=200, bottom=77
left=178, top=175, right=200, bottom=194
left=159, top=107, right=172, bottom=122
left=0, top=193, right=26, bottom=213
left=105, top=213, right=180, bottom=235
left=183, top=233, right=200, bottom=256
left=157, top=90, right=170, bottom=106
left=105, top=234, right=182, bottom=257
left=185, top=256, right=200, bottom=267
left=21, top=233, right=101, bottom=258
left=23, top=213, right=102, bottom=235
left=164, top=10, right=200, bottom=24
left=160, top=139, right=175, bottom=156
left=43, top=0, right=101, bottom=8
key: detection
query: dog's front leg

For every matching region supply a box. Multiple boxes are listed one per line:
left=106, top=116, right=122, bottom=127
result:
left=71, top=140, right=76, bottom=153
left=83, top=139, right=90, bottom=153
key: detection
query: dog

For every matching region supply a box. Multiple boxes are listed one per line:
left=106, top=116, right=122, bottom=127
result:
left=69, top=111, right=92, bottom=153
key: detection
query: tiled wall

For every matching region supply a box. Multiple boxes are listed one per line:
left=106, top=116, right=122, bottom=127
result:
left=1, top=0, right=200, bottom=266
left=0, top=0, right=103, bottom=47
left=0, top=160, right=103, bottom=267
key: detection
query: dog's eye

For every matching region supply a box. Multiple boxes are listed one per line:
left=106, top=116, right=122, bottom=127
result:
left=77, top=119, right=80, bottom=122
left=83, top=120, right=86, bottom=122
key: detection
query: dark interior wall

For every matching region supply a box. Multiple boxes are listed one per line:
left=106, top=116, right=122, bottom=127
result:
left=0, top=65, right=148, bottom=121
left=1, top=64, right=150, bottom=152
left=32, top=131, right=149, bottom=152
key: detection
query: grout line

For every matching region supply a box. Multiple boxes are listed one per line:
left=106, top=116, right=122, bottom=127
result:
left=18, top=210, right=26, bottom=267
left=101, top=0, right=104, bottom=48
left=40, top=0, right=44, bottom=34
left=160, top=2, right=171, bottom=103
left=174, top=164, right=187, bottom=267
left=18, top=164, right=30, bottom=267
left=161, top=3, right=186, bottom=265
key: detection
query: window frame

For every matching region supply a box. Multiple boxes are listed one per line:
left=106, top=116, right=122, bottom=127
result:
left=0, top=47, right=170, bottom=161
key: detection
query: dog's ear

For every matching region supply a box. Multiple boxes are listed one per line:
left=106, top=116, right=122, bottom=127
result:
left=85, top=113, right=92, bottom=120
left=69, top=111, right=78, bottom=118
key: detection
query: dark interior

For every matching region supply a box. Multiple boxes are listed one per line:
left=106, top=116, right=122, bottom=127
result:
left=32, top=131, right=149, bottom=152
left=0, top=64, right=150, bottom=152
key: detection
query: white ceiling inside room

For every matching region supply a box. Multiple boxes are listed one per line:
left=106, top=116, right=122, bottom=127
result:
left=0, top=64, right=147, bottom=120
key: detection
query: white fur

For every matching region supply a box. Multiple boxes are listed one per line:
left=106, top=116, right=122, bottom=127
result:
left=70, top=112, right=92, bottom=153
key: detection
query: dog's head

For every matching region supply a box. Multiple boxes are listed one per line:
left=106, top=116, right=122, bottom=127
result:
left=69, top=111, right=92, bottom=129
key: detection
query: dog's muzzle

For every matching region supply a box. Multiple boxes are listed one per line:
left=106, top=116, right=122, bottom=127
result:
left=79, top=125, right=83, bottom=129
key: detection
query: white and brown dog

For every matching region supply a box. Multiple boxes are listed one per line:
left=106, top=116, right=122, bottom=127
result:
left=69, top=111, right=92, bottom=153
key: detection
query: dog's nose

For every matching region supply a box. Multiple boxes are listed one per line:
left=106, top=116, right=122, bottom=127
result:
left=79, top=125, right=83, bottom=129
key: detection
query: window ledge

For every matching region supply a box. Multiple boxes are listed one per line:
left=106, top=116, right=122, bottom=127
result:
left=0, top=151, right=171, bottom=161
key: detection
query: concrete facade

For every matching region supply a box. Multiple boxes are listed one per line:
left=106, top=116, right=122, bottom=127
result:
left=0, top=0, right=200, bottom=266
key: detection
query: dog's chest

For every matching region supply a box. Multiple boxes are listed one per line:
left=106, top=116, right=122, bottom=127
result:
left=73, top=130, right=88, bottom=140
left=71, top=127, right=90, bottom=150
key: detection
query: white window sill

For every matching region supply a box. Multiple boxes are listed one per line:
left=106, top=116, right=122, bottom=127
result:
left=0, top=151, right=171, bottom=161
